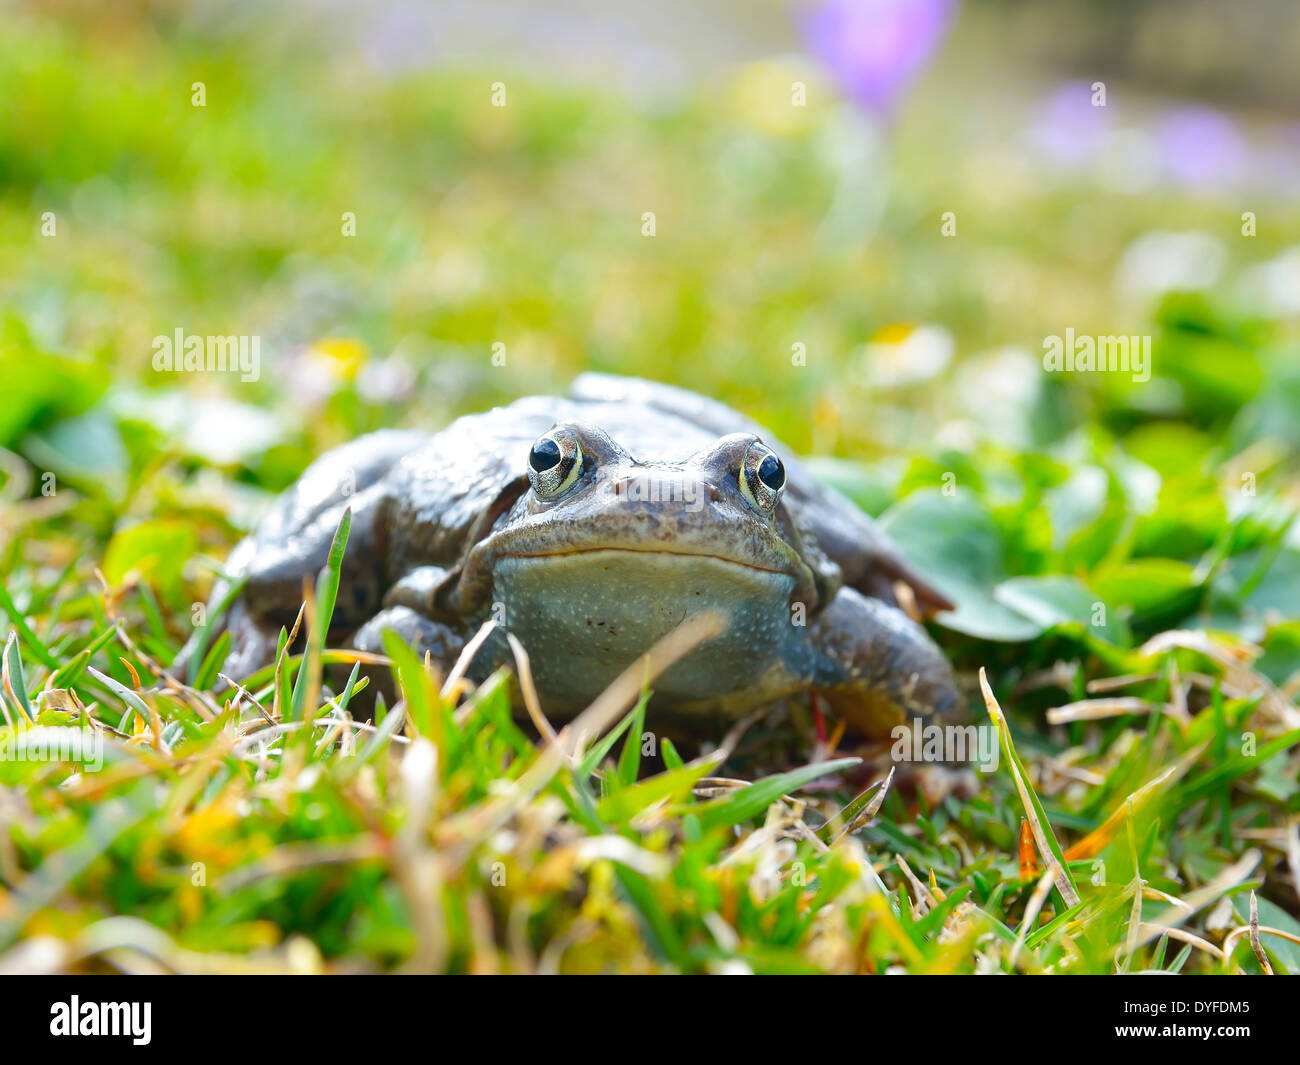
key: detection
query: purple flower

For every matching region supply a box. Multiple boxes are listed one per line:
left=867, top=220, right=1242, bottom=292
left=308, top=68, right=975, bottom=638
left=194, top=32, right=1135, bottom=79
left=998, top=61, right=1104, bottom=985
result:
left=799, top=0, right=958, bottom=114
left=362, top=2, right=438, bottom=75
left=1156, top=106, right=1249, bottom=189
left=1031, top=81, right=1111, bottom=165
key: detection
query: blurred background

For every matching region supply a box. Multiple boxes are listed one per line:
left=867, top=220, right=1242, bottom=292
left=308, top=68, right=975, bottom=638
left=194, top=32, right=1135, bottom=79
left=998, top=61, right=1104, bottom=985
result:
left=3, top=0, right=1300, bottom=671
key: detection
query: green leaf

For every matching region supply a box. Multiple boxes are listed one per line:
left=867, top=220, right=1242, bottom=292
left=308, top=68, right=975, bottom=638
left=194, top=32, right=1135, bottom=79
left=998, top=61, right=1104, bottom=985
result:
left=383, top=629, right=437, bottom=739
left=104, top=519, right=199, bottom=601
left=993, top=574, right=1128, bottom=645
left=983, top=676, right=1080, bottom=909
left=804, top=456, right=896, bottom=517
left=1092, top=559, right=1202, bottom=628
left=22, top=410, right=128, bottom=499
left=0, top=314, right=108, bottom=448
left=880, top=490, right=1041, bottom=641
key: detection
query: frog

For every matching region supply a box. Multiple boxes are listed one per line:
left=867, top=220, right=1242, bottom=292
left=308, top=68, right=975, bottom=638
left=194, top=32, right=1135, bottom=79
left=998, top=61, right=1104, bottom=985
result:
left=183, top=373, right=962, bottom=737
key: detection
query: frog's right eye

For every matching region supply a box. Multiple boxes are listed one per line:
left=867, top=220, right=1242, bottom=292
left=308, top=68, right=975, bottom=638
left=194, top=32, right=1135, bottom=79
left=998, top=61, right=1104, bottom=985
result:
left=527, top=428, right=583, bottom=500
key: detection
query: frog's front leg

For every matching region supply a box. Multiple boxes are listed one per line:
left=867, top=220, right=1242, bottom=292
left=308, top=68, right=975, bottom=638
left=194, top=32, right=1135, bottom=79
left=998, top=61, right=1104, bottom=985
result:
left=381, top=565, right=456, bottom=619
left=339, top=568, right=501, bottom=709
left=799, top=587, right=963, bottom=739
left=360, top=565, right=479, bottom=668
left=351, top=606, right=467, bottom=670
left=324, top=605, right=465, bottom=714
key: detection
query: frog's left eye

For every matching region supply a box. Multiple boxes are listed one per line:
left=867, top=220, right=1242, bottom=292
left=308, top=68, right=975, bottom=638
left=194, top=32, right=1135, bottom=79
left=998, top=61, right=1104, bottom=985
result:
left=528, top=428, right=583, bottom=500
left=738, top=441, right=786, bottom=514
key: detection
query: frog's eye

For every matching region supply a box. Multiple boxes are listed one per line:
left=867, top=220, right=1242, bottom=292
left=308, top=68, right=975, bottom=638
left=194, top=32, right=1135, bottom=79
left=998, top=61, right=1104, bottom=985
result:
left=527, top=428, right=583, bottom=500
left=738, top=441, right=786, bottom=514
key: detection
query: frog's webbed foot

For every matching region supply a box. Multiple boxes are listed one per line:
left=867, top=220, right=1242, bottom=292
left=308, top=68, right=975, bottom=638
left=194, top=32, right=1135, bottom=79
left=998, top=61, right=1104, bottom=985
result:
left=805, top=587, right=962, bottom=739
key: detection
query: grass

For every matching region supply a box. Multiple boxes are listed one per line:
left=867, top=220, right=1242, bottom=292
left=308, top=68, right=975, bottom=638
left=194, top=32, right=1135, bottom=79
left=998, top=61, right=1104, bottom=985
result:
left=2, top=3, right=1300, bottom=973
left=1, top=506, right=1298, bottom=973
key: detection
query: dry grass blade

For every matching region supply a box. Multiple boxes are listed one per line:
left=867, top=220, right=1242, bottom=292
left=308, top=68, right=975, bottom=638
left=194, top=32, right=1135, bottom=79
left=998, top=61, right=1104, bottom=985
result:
left=217, top=673, right=275, bottom=724
left=558, top=609, right=726, bottom=761
left=712, top=707, right=766, bottom=763
left=1138, top=630, right=1255, bottom=666
left=395, top=737, right=446, bottom=973
left=442, top=609, right=725, bottom=847
left=1086, top=672, right=1159, bottom=693
left=220, top=839, right=386, bottom=890
left=980, top=668, right=1079, bottom=908
left=1018, top=818, right=1038, bottom=880
left=829, top=767, right=895, bottom=844
left=1063, top=742, right=1208, bottom=861
left=1046, top=697, right=1176, bottom=724
left=0, top=916, right=323, bottom=976
left=1222, top=923, right=1300, bottom=956
left=1288, top=821, right=1300, bottom=896
left=1133, top=849, right=1261, bottom=950
left=1135, top=924, right=1227, bottom=961
left=506, top=632, right=564, bottom=757
left=1142, top=886, right=1192, bottom=910
left=895, top=854, right=936, bottom=916
left=1, top=630, right=23, bottom=725
left=1248, top=891, right=1273, bottom=974
left=1010, top=869, right=1055, bottom=968
left=442, top=618, right=496, bottom=703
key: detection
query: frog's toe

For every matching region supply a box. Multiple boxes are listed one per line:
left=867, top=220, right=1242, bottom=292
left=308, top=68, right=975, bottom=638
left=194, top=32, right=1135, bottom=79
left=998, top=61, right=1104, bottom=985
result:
left=352, top=606, right=465, bottom=663
left=807, top=587, right=962, bottom=740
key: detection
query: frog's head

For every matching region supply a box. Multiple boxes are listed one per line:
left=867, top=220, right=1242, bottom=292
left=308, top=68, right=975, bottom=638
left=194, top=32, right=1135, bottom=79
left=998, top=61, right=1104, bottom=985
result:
left=460, top=423, right=833, bottom=709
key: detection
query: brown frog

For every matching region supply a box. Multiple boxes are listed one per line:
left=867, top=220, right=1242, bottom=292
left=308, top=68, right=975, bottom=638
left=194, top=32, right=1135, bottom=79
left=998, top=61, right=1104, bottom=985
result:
left=185, top=374, right=961, bottom=736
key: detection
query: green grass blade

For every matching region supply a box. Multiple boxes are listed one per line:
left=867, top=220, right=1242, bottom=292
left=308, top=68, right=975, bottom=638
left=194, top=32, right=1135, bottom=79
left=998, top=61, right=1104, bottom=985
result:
left=577, top=696, right=646, bottom=778
left=291, top=508, right=351, bottom=722
left=597, top=753, right=724, bottom=825
left=688, top=757, right=860, bottom=832
left=0, top=581, right=58, bottom=669
left=981, top=669, right=1080, bottom=908
left=86, top=665, right=152, bottom=727
left=194, top=630, right=232, bottom=692
left=615, top=690, right=648, bottom=787
left=185, top=577, right=246, bottom=685
left=3, top=631, right=34, bottom=722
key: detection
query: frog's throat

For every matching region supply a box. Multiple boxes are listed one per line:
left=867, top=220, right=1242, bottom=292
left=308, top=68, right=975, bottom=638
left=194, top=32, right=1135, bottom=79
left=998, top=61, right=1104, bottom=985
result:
left=486, top=550, right=803, bottom=706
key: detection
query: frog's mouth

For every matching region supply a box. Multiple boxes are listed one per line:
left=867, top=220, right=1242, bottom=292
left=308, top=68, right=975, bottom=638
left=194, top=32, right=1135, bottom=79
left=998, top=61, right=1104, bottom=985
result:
left=497, top=544, right=793, bottom=575
left=489, top=549, right=798, bottom=708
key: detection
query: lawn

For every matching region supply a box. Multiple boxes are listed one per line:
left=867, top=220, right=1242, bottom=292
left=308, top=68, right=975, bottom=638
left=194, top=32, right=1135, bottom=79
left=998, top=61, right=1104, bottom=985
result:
left=1, top=2, right=1299, bottom=973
